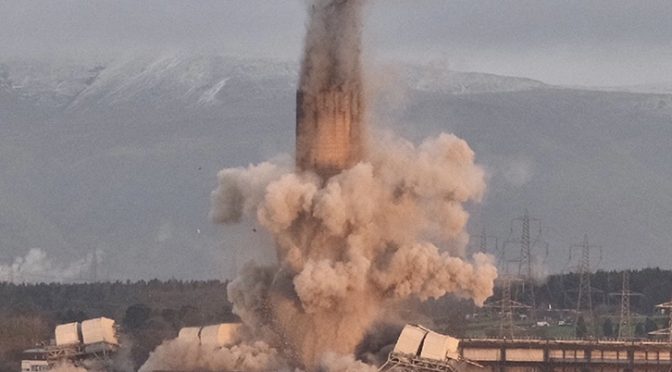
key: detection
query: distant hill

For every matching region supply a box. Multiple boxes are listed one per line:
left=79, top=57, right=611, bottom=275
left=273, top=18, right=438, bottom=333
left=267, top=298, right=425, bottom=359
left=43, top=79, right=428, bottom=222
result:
left=0, top=53, right=670, bottom=280
left=401, top=64, right=547, bottom=94
left=588, top=82, right=672, bottom=95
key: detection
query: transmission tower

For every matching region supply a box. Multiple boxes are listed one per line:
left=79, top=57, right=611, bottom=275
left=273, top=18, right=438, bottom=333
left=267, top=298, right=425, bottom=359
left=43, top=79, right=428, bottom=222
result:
left=469, top=226, right=498, bottom=255
left=500, top=277, right=514, bottom=338
left=503, top=209, right=547, bottom=319
left=618, top=271, right=633, bottom=339
left=609, top=271, right=642, bottom=339
left=518, top=210, right=532, bottom=279
left=485, top=275, right=529, bottom=338
left=569, top=235, right=601, bottom=335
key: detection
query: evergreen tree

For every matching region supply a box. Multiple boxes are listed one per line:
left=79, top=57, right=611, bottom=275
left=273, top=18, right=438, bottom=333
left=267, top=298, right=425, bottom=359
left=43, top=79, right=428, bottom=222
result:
left=645, top=317, right=658, bottom=335
left=576, top=315, right=588, bottom=338
left=635, top=322, right=645, bottom=337
left=602, top=318, right=614, bottom=338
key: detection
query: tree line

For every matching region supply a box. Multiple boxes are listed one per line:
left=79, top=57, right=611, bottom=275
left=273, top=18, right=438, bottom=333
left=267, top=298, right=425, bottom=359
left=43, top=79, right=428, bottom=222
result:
left=1, top=268, right=671, bottom=369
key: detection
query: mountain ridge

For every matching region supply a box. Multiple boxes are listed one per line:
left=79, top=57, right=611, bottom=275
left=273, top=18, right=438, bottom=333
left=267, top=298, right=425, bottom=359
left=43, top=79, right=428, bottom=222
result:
left=0, top=53, right=671, bottom=280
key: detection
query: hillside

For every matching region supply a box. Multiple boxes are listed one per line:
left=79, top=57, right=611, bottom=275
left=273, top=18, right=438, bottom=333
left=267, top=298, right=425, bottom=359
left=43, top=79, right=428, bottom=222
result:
left=0, top=53, right=671, bottom=279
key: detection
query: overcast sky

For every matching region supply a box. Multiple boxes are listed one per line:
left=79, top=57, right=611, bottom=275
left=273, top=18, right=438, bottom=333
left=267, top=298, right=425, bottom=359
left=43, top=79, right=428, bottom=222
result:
left=1, top=0, right=671, bottom=86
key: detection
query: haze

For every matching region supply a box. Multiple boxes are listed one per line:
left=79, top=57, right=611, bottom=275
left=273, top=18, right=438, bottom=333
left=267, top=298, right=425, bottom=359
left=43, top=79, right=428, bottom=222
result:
left=1, top=0, right=671, bottom=86
left=0, top=1, right=671, bottom=281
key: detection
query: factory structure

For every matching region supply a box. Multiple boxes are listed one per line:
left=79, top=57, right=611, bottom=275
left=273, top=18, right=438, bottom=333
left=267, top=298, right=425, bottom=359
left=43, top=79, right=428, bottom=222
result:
left=381, top=324, right=672, bottom=372
left=173, top=322, right=242, bottom=348
left=20, top=317, right=119, bottom=371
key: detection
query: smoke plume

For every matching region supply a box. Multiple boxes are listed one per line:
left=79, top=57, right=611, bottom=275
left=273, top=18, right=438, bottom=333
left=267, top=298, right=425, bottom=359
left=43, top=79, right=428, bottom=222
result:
left=0, top=248, right=99, bottom=283
left=142, top=0, right=497, bottom=370
left=139, top=339, right=289, bottom=372
left=209, top=131, right=495, bottom=369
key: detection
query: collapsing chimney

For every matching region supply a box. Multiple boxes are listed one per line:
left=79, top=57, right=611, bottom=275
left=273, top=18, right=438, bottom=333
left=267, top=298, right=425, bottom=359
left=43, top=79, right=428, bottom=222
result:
left=295, top=0, right=364, bottom=179
left=296, top=86, right=362, bottom=178
left=202, top=1, right=495, bottom=370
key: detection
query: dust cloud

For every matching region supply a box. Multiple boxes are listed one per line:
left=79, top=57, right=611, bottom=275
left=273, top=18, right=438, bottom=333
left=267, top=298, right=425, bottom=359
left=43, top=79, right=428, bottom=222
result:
left=141, top=0, right=497, bottom=370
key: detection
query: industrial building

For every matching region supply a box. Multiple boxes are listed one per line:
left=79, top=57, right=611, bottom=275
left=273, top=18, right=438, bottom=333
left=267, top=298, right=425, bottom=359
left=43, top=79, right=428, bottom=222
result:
left=20, top=317, right=119, bottom=372
left=382, top=324, right=672, bottom=372
left=175, top=322, right=241, bottom=347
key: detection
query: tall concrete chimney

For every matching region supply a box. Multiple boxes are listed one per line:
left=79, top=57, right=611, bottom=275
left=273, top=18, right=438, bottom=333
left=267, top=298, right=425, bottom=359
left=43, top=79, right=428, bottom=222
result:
left=295, top=0, right=364, bottom=179
left=295, top=86, right=362, bottom=178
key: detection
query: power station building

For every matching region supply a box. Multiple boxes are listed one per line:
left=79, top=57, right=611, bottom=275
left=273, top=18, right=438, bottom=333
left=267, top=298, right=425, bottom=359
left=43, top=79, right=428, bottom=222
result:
left=20, top=317, right=119, bottom=371
left=382, top=324, right=672, bottom=372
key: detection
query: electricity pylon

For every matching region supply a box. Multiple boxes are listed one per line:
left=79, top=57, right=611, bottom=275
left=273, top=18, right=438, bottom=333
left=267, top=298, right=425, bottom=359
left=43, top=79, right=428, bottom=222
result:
left=569, top=235, right=601, bottom=336
left=503, top=209, right=547, bottom=320
left=469, top=226, right=498, bottom=255
left=500, top=277, right=514, bottom=338
left=608, top=271, right=642, bottom=339
left=618, top=271, right=633, bottom=339
left=485, top=275, right=529, bottom=339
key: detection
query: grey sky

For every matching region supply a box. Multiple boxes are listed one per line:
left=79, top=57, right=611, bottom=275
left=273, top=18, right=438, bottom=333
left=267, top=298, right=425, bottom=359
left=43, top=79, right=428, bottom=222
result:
left=1, top=0, right=671, bottom=86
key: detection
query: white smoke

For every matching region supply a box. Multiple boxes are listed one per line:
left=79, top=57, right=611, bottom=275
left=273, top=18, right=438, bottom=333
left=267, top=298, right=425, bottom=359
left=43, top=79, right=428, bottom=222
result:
left=0, top=248, right=99, bottom=283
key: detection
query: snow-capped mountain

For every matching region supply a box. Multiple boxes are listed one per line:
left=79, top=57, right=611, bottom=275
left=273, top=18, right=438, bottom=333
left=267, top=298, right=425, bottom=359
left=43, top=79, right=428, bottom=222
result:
left=65, top=53, right=297, bottom=109
left=402, top=64, right=547, bottom=94
left=1, top=53, right=551, bottom=111
left=1, top=53, right=671, bottom=280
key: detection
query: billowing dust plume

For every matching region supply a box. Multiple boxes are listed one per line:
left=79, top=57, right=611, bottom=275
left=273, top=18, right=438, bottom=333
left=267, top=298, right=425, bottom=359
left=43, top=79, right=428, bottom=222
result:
left=142, top=0, right=497, bottom=370
left=140, top=339, right=289, bottom=372
left=212, top=132, right=496, bottom=370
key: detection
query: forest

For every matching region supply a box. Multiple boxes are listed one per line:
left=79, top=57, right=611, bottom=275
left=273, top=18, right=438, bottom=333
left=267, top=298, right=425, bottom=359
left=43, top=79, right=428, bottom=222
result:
left=0, top=279, right=235, bottom=370
left=1, top=268, right=671, bottom=370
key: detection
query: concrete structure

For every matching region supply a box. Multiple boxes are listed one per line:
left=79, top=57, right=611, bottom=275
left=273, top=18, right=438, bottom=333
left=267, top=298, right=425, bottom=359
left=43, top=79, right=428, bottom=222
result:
left=54, top=322, right=80, bottom=346
left=199, top=323, right=242, bottom=347
left=177, top=326, right=201, bottom=342
left=460, top=337, right=672, bottom=372
left=20, top=351, right=48, bottom=372
left=383, top=324, right=672, bottom=372
left=81, top=317, right=118, bottom=345
left=295, top=86, right=363, bottom=179
left=21, top=317, right=119, bottom=371
left=175, top=323, right=242, bottom=347
left=380, top=324, right=476, bottom=372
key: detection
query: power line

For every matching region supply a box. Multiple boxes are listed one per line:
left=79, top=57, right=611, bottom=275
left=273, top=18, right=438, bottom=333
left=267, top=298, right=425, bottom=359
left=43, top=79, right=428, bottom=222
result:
left=502, top=209, right=548, bottom=320
left=469, top=225, right=498, bottom=255
left=485, top=275, right=530, bottom=339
